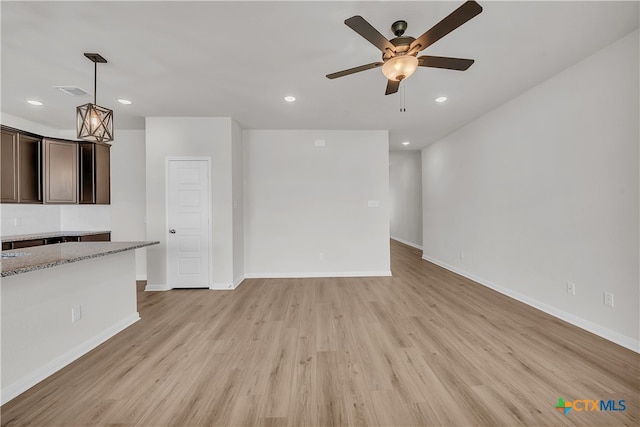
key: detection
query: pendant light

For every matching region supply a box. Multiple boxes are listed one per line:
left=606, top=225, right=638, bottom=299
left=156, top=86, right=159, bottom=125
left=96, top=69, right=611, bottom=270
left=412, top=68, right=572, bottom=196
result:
left=76, top=53, right=113, bottom=143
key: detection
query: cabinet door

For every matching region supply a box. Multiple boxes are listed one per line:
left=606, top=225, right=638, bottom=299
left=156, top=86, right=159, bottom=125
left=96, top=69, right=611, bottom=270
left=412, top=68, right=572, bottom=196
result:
left=43, top=139, right=78, bottom=204
left=95, top=143, right=110, bottom=204
left=12, top=239, right=45, bottom=249
left=79, top=143, right=95, bottom=204
left=80, top=232, right=110, bottom=242
left=1, top=129, right=19, bottom=203
left=18, top=134, right=42, bottom=203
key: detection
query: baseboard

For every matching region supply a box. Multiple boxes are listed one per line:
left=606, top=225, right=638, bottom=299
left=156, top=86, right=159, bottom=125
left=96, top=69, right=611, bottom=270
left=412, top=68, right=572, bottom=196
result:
left=234, top=275, right=245, bottom=288
left=145, top=283, right=169, bottom=291
left=147, top=280, right=245, bottom=291
left=390, top=236, right=423, bottom=250
left=244, top=271, right=392, bottom=279
left=421, top=255, right=640, bottom=354
left=136, top=274, right=147, bottom=281
left=210, top=282, right=236, bottom=290
left=1, top=312, right=141, bottom=405
left=206, top=275, right=245, bottom=290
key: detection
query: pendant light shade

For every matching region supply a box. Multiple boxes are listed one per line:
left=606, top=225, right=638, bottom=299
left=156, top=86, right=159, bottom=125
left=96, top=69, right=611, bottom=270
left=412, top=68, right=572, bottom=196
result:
left=77, top=53, right=113, bottom=143
left=77, top=103, right=113, bottom=142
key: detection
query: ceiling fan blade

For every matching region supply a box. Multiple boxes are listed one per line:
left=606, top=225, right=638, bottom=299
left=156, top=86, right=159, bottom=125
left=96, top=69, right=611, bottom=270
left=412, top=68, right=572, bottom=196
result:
left=385, top=79, right=400, bottom=95
left=418, top=55, right=474, bottom=71
left=409, top=1, right=483, bottom=54
left=326, top=62, right=383, bottom=79
left=345, top=16, right=396, bottom=54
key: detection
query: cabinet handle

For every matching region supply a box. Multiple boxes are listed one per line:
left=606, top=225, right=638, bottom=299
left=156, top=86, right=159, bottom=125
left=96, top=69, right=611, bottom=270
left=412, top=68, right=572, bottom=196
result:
left=169, top=229, right=176, bottom=234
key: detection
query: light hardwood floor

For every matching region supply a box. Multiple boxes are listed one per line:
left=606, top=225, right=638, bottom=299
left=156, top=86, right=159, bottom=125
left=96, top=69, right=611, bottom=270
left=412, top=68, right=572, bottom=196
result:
left=2, top=240, right=638, bottom=426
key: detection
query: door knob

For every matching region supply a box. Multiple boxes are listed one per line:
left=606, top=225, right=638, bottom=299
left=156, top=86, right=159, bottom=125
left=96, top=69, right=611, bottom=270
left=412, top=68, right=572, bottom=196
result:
left=169, top=229, right=176, bottom=234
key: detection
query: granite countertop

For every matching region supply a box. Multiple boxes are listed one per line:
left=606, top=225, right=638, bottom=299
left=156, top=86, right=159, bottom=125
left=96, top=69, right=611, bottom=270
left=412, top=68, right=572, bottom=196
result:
left=1, top=241, right=159, bottom=277
left=1, top=231, right=111, bottom=243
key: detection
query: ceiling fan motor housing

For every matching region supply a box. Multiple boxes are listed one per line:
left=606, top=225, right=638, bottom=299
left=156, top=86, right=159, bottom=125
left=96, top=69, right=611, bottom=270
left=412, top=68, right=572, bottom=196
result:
left=384, top=36, right=416, bottom=60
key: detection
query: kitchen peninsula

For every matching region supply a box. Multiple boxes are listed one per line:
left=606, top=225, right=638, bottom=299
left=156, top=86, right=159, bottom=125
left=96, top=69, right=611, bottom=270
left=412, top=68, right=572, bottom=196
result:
left=1, top=238, right=159, bottom=404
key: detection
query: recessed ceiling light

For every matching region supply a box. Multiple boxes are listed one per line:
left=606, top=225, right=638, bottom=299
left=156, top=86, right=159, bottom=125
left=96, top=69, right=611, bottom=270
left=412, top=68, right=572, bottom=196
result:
left=435, top=96, right=448, bottom=103
left=402, top=141, right=410, bottom=146
left=117, top=98, right=132, bottom=105
left=284, top=95, right=296, bottom=102
left=27, top=99, right=43, bottom=106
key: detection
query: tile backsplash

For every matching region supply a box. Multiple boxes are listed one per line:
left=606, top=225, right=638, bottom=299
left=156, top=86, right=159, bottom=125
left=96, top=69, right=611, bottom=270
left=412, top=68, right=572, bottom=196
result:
left=60, top=205, right=111, bottom=231
left=1, top=204, right=110, bottom=236
left=1, top=204, right=61, bottom=236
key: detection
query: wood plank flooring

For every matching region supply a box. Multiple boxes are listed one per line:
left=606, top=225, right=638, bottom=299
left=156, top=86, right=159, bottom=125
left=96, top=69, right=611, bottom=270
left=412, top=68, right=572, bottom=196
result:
left=2, top=240, right=638, bottom=426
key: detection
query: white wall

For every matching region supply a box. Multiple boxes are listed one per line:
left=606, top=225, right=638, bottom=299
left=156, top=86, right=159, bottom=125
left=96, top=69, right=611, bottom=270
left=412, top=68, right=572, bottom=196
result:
left=1, top=204, right=61, bottom=236
left=421, top=30, right=639, bottom=351
left=231, top=120, right=244, bottom=285
left=59, top=205, right=111, bottom=231
left=145, top=117, right=237, bottom=289
left=107, top=130, right=147, bottom=279
left=243, top=130, right=391, bottom=277
left=1, top=199, right=110, bottom=236
left=389, top=150, right=423, bottom=249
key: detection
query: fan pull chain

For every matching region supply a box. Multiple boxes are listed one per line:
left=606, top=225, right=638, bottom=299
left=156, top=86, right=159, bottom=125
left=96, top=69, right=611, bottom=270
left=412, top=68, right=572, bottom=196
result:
left=400, top=84, right=406, bottom=112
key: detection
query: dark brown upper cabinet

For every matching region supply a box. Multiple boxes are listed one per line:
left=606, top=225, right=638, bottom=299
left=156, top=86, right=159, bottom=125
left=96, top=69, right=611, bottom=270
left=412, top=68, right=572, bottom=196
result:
left=79, top=142, right=111, bottom=204
left=43, top=138, right=78, bottom=204
left=1, top=126, right=111, bottom=205
left=1, top=127, right=42, bottom=204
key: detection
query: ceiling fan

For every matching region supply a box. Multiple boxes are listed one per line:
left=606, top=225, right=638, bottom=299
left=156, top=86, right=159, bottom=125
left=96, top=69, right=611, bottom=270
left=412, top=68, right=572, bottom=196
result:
left=326, top=0, right=483, bottom=95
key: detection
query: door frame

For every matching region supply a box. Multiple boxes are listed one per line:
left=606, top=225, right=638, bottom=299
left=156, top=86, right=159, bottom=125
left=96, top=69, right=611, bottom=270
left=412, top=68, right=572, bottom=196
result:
left=165, top=156, right=213, bottom=289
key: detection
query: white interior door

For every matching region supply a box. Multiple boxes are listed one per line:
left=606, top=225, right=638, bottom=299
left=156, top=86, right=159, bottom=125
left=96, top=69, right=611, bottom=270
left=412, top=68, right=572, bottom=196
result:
left=167, top=159, right=211, bottom=288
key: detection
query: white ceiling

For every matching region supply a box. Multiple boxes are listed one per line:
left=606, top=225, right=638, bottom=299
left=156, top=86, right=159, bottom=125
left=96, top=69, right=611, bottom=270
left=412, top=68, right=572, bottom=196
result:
left=1, top=1, right=638, bottom=150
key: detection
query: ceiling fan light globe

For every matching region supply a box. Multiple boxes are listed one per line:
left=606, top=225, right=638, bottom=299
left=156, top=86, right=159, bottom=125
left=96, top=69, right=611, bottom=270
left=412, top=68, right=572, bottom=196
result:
left=381, top=55, right=418, bottom=81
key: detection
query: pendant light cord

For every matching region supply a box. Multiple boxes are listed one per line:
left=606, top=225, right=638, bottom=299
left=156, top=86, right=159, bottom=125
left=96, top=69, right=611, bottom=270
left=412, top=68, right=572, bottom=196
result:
left=94, top=61, right=97, bottom=105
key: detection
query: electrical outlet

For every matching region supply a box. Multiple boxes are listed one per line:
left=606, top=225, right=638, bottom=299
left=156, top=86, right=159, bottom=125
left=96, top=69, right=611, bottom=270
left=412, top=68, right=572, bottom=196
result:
left=566, top=282, right=576, bottom=295
left=603, top=292, right=614, bottom=308
left=71, top=305, right=82, bottom=322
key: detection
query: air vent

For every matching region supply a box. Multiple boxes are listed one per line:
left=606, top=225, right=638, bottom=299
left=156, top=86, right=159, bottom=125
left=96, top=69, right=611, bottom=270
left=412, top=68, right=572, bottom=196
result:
left=53, top=86, right=89, bottom=96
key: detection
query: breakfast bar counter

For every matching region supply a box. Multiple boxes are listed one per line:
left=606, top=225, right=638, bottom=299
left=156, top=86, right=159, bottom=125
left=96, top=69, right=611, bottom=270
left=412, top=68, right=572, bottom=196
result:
left=1, top=241, right=158, bottom=277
